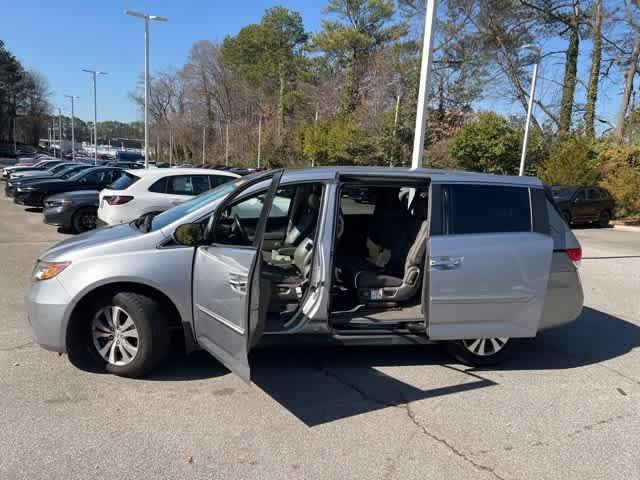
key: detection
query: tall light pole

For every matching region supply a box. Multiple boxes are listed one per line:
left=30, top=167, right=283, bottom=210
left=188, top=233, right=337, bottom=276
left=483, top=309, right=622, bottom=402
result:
left=225, top=121, right=230, bottom=167
left=82, top=69, right=108, bottom=164
left=169, top=128, right=173, bottom=166
left=411, top=0, right=438, bottom=170
left=13, top=116, right=17, bottom=154
left=64, top=95, right=79, bottom=160
left=519, top=44, right=541, bottom=176
left=257, top=115, right=262, bottom=169
left=125, top=10, right=168, bottom=169
left=202, top=126, right=206, bottom=165
left=58, top=107, right=63, bottom=158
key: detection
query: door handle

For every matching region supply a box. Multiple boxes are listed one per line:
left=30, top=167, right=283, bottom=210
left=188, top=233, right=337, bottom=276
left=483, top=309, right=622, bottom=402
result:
left=228, top=272, right=248, bottom=294
left=430, top=256, right=463, bottom=270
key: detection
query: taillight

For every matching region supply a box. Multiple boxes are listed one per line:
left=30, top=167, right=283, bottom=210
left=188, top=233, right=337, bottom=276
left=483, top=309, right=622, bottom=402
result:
left=103, top=195, right=134, bottom=205
left=566, top=247, right=582, bottom=262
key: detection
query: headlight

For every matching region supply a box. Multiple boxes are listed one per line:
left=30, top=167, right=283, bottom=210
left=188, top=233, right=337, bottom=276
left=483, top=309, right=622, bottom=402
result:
left=17, top=186, right=35, bottom=192
left=32, top=261, right=70, bottom=281
left=45, top=199, right=72, bottom=208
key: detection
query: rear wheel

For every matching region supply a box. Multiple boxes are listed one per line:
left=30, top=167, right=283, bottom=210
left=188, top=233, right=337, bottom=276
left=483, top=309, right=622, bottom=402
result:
left=597, top=210, right=610, bottom=228
left=446, top=337, right=514, bottom=366
left=72, top=206, right=98, bottom=233
left=71, top=292, right=169, bottom=377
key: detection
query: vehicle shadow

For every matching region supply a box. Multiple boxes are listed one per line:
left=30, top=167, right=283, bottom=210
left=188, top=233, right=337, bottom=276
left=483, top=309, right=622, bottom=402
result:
left=23, top=207, right=43, bottom=213
left=145, top=306, right=639, bottom=426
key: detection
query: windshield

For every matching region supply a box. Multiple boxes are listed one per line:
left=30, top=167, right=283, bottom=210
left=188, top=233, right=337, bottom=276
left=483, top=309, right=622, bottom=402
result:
left=66, top=168, right=94, bottom=182
left=150, top=179, right=242, bottom=231
left=59, top=166, right=89, bottom=179
left=551, top=186, right=577, bottom=201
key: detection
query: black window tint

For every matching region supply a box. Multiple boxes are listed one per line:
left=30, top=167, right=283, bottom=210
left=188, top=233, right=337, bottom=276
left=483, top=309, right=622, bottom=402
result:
left=149, top=177, right=167, bottom=193
left=209, top=175, right=230, bottom=188
left=586, top=188, right=601, bottom=200
left=575, top=189, right=586, bottom=202
left=448, top=184, right=531, bottom=234
left=110, top=172, right=140, bottom=190
left=108, top=170, right=123, bottom=184
left=81, top=171, right=100, bottom=183
left=191, top=175, right=210, bottom=195
left=167, top=175, right=193, bottom=195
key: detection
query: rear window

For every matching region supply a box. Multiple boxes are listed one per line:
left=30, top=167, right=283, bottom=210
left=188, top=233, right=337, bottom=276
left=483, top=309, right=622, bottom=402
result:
left=109, top=172, right=140, bottom=191
left=447, top=184, right=531, bottom=234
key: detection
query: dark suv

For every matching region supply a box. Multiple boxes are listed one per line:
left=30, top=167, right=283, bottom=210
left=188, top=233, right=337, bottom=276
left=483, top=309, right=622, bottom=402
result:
left=551, top=185, right=614, bottom=227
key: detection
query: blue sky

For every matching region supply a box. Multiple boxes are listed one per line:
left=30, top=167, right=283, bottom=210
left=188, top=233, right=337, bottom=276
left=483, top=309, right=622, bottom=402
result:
left=3, top=0, right=623, bottom=128
left=3, top=0, right=325, bottom=122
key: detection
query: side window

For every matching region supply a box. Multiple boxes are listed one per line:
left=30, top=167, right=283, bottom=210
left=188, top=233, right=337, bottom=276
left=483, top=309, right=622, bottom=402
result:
left=108, top=170, right=123, bottom=184
left=167, top=175, right=193, bottom=195
left=586, top=188, right=601, bottom=201
left=209, top=175, right=230, bottom=188
left=574, top=189, right=586, bottom=202
left=191, top=175, right=211, bottom=195
left=448, top=184, right=531, bottom=234
left=268, top=188, right=293, bottom=219
left=214, top=190, right=270, bottom=247
left=148, top=177, right=167, bottom=193
left=81, top=171, right=100, bottom=184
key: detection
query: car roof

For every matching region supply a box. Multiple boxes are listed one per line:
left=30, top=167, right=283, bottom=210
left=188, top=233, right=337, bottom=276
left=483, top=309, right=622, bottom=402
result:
left=277, top=166, right=544, bottom=188
left=123, top=167, right=239, bottom=178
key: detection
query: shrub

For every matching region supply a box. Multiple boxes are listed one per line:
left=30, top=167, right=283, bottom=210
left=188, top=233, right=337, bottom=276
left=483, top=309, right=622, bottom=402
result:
left=537, top=135, right=602, bottom=186
left=599, top=145, right=640, bottom=218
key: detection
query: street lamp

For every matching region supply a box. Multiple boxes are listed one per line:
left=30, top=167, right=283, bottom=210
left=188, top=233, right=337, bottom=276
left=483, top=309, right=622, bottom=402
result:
left=125, top=10, right=168, bottom=168
left=411, top=0, right=438, bottom=169
left=82, top=69, right=108, bottom=164
left=519, top=44, right=541, bottom=176
left=64, top=94, right=79, bottom=160
left=58, top=107, right=63, bottom=158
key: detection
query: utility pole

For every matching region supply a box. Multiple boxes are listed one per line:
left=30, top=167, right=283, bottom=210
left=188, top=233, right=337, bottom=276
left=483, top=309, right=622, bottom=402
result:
left=125, top=10, right=168, bottom=169
left=82, top=69, right=107, bottom=164
left=64, top=95, right=79, bottom=160
left=202, top=126, right=206, bottom=165
left=48, top=126, right=51, bottom=153
left=257, top=115, right=262, bottom=169
left=58, top=108, right=63, bottom=159
left=519, top=44, right=541, bottom=176
left=411, top=0, right=438, bottom=169
left=169, top=128, right=173, bottom=166
left=391, top=94, right=401, bottom=167
left=13, top=117, right=17, bottom=154
left=225, top=121, right=229, bottom=167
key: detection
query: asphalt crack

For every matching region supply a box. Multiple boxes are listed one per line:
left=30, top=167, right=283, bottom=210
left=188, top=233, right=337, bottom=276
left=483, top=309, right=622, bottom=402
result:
left=317, top=362, right=506, bottom=480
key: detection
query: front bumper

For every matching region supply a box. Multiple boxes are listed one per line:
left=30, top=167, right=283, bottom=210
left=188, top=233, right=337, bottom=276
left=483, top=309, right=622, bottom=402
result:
left=14, top=191, right=44, bottom=207
left=43, top=205, right=73, bottom=227
left=26, top=278, right=71, bottom=352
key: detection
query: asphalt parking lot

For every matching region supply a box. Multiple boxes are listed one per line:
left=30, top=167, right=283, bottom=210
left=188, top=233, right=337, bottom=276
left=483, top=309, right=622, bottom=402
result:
left=1, top=177, right=639, bottom=480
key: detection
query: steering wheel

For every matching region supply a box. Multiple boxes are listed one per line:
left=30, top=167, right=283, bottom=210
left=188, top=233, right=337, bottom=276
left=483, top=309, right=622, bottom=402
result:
left=232, top=214, right=249, bottom=243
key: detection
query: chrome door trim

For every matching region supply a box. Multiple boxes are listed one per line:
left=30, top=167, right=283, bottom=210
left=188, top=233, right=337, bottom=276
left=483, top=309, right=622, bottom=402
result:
left=195, top=303, right=245, bottom=335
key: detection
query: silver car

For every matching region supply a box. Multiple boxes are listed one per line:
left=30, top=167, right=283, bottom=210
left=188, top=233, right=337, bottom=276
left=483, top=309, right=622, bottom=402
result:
left=26, top=167, right=583, bottom=380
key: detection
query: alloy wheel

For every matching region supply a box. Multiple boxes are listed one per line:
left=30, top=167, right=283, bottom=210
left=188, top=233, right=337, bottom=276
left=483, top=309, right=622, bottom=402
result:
left=91, top=306, right=139, bottom=366
left=462, top=337, right=509, bottom=357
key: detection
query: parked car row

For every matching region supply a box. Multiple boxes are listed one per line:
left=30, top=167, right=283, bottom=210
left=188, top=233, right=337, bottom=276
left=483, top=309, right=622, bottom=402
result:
left=3, top=158, right=241, bottom=234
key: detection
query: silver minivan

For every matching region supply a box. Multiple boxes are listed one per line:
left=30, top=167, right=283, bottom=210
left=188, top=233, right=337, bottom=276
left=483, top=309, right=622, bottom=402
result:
left=26, top=167, right=583, bottom=381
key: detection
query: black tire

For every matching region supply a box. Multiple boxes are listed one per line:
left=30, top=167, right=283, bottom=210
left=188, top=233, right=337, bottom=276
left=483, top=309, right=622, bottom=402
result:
left=70, top=292, right=170, bottom=378
left=445, top=338, right=516, bottom=366
left=561, top=210, right=572, bottom=226
left=597, top=210, right=611, bottom=228
left=71, top=206, right=98, bottom=233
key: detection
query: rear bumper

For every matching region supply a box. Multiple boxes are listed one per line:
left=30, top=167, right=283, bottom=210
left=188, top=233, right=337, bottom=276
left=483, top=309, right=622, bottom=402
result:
left=26, top=278, right=71, bottom=352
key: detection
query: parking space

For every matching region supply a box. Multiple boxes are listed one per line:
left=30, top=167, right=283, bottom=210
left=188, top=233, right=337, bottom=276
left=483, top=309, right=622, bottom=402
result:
left=1, top=185, right=639, bottom=480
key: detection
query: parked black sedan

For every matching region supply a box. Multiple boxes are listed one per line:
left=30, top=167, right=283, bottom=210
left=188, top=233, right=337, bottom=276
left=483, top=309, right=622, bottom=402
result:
left=43, top=190, right=100, bottom=233
left=5, top=164, right=92, bottom=197
left=551, top=185, right=615, bottom=227
left=13, top=167, right=124, bottom=207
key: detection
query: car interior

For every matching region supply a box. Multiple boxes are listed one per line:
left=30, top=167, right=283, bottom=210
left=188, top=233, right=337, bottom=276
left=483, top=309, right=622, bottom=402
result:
left=213, top=181, right=430, bottom=334
left=330, top=184, right=430, bottom=332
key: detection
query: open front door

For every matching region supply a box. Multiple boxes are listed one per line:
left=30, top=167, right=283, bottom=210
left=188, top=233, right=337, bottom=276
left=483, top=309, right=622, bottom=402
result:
left=427, top=184, right=553, bottom=340
left=192, top=171, right=282, bottom=382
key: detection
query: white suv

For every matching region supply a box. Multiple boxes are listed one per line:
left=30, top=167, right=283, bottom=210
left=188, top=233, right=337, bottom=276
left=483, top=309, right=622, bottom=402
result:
left=97, top=168, right=239, bottom=225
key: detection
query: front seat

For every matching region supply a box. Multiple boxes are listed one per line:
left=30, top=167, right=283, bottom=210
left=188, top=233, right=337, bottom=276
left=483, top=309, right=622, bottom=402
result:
left=283, top=187, right=321, bottom=247
left=263, top=237, right=315, bottom=302
left=352, top=191, right=429, bottom=304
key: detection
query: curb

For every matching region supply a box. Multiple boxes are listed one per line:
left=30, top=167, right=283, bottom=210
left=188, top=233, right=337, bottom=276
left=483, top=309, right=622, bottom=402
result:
left=613, top=224, right=640, bottom=233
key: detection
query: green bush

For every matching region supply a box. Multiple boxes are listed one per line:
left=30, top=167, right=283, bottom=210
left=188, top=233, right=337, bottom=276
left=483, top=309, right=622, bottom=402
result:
left=537, top=135, right=602, bottom=186
left=448, top=112, right=521, bottom=175
left=599, top=145, right=640, bottom=218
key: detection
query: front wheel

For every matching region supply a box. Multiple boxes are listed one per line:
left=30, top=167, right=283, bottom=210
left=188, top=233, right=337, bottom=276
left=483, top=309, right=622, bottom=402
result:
left=445, top=337, right=514, bottom=366
left=71, top=292, right=169, bottom=377
left=72, top=206, right=98, bottom=233
left=597, top=210, right=610, bottom=228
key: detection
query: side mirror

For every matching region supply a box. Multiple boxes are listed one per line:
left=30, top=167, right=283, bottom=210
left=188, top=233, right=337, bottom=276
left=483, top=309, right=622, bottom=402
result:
left=573, top=197, right=581, bottom=204
left=173, top=223, right=205, bottom=246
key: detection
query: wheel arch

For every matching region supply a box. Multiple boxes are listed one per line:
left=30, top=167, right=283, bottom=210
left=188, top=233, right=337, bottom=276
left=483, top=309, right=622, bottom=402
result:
left=65, top=281, right=190, bottom=353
